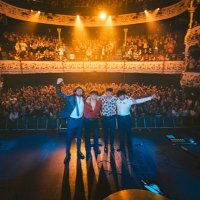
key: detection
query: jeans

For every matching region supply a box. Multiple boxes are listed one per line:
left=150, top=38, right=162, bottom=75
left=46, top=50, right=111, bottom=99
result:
left=66, top=117, right=83, bottom=155
left=84, top=118, right=99, bottom=152
left=102, top=115, right=116, bottom=147
left=117, top=115, right=132, bottom=151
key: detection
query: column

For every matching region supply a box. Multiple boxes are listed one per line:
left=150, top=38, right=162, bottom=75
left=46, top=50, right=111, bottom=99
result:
left=124, top=28, right=128, bottom=46
left=57, top=28, right=62, bottom=44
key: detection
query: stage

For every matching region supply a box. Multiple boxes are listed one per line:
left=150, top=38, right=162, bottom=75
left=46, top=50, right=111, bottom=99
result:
left=0, top=129, right=200, bottom=200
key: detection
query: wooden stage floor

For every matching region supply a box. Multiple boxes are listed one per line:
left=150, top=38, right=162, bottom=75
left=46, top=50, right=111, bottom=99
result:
left=0, top=129, right=200, bottom=200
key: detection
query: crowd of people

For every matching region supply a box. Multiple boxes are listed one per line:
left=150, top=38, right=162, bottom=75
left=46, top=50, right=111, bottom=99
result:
left=123, top=33, right=183, bottom=61
left=0, top=82, right=199, bottom=121
left=71, top=38, right=116, bottom=61
left=0, top=31, right=184, bottom=61
left=0, top=32, right=62, bottom=61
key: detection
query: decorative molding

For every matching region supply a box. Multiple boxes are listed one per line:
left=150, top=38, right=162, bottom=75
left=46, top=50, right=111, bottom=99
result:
left=0, top=0, right=187, bottom=27
left=184, top=25, right=200, bottom=48
left=181, top=26, right=200, bottom=87
left=181, top=72, right=200, bottom=87
left=184, top=25, right=200, bottom=63
left=0, top=60, right=185, bottom=74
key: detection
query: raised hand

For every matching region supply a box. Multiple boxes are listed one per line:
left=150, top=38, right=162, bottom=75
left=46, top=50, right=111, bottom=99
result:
left=57, top=78, right=64, bottom=85
left=151, top=94, right=156, bottom=99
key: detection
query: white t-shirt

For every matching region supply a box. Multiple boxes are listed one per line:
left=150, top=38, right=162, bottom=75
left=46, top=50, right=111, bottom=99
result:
left=117, top=98, right=133, bottom=116
left=70, top=96, right=84, bottom=118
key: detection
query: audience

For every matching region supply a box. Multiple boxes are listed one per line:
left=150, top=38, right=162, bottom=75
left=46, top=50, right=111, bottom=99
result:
left=0, top=31, right=183, bottom=61
left=123, top=33, right=183, bottom=61
left=0, top=83, right=199, bottom=120
left=71, top=38, right=116, bottom=61
left=1, top=32, right=62, bottom=61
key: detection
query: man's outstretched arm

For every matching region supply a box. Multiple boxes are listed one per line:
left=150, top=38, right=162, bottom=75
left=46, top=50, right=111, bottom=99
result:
left=56, top=78, right=69, bottom=99
left=132, top=94, right=156, bottom=105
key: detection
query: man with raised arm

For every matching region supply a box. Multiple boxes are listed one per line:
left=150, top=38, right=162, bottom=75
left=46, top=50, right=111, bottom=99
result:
left=56, top=78, right=85, bottom=164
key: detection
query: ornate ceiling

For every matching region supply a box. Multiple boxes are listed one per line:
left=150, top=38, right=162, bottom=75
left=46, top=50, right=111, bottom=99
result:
left=0, top=0, right=188, bottom=27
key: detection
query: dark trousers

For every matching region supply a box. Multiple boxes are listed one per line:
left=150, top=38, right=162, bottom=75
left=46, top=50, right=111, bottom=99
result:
left=117, top=115, right=132, bottom=151
left=84, top=118, right=99, bottom=153
left=102, top=116, right=116, bottom=147
left=66, top=117, right=83, bottom=155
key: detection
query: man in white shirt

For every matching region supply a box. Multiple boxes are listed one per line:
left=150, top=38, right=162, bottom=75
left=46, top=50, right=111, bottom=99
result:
left=116, top=90, right=156, bottom=153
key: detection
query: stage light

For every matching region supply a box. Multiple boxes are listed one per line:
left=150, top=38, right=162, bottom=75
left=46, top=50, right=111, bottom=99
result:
left=100, top=12, right=107, bottom=20
left=75, top=15, right=83, bottom=27
left=106, top=16, right=112, bottom=26
left=29, top=9, right=41, bottom=21
left=157, top=8, right=160, bottom=10
left=144, top=10, right=147, bottom=13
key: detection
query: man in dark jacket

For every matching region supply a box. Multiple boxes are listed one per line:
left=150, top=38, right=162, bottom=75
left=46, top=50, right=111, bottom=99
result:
left=56, top=78, right=85, bottom=164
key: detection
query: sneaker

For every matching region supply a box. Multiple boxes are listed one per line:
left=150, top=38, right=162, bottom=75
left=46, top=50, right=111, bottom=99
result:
left=64, top=154, right=71, bottom=164
left=110, top=146, right=115, bottom=153
left=77, top=151, right=85, bottom=159
left=104, top=146, right=108, bottom=153
left=117, top=148, right=125, bottom=153
left=86, top=152, right=92, bottom=159
left=95, top=149, right=101, bottom=155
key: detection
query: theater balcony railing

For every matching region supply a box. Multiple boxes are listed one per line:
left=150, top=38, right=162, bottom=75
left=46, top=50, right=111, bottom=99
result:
left=0, top=60, right=185, bottom=74
left=0, top=116, right=199, bottom=131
